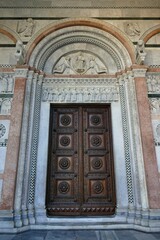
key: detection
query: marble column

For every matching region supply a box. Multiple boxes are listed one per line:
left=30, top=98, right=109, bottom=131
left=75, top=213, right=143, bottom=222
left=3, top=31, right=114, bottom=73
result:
left=133, top=65, right=160, bottom=209
left=0, top=66, right=28, bottom=211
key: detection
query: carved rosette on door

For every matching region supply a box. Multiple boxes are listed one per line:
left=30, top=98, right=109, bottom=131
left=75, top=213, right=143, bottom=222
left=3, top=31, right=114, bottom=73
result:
left=46, top=105, right=116, bottom=216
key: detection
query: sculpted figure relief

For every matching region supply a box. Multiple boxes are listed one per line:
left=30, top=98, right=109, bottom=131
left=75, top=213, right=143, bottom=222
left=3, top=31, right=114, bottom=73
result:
left=0, top=98, right=12, bottom=115
left=147, top=75, right=160, bottom=93
left=149, top=98, right=160, bottom=114
left=42, top=86, right=119, bottom=103
left=124, top=22, right=140, bottom=37
left=17, top=18, right=35, bottom=37
left=0, top=75, right=14, bottom=93
left=53, top=52, right=108, bottom=75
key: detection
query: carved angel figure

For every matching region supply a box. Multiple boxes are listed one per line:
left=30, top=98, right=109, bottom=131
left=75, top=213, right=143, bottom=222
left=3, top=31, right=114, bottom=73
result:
left=17, top=18, right=35, bottom=37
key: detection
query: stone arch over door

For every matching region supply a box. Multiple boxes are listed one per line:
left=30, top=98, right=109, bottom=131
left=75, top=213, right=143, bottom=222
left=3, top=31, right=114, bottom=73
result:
left=27, top=18, right=135, bottom=73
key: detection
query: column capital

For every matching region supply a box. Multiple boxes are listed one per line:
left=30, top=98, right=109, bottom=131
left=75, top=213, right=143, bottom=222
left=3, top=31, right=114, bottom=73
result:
left=14, top=66, right=30, bottom=78
left=131, top=64, right=148, bottom=78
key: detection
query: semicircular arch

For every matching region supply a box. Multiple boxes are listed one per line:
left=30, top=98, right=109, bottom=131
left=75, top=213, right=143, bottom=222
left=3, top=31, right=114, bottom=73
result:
left=140, top=24, right=160, bottom=43
left=0, top=24, right=21, bottom=43
left=26, top=18, right=135, bottom=73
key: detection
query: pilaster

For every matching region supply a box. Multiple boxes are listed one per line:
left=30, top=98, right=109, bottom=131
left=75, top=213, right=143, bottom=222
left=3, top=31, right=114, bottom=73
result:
left=132, top=64, right=160, bottom=209
left=0, top=66, right=28, bottom=211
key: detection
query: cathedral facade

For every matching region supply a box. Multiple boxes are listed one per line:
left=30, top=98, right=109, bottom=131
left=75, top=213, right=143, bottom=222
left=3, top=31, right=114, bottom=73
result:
left=0, top=0, right=160, bottom=232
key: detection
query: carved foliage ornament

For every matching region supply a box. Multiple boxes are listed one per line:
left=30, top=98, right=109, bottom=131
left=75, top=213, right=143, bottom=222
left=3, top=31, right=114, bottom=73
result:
left=53, top=52, right=108, bottom=75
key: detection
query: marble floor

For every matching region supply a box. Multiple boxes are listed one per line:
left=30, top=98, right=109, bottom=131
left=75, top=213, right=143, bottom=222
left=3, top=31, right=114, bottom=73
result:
left=0, top=230, right=160, bottom=240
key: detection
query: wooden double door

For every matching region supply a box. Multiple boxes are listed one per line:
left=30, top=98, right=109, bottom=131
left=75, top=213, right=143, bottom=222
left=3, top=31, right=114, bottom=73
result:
left=46, top=104, right=116, bottom=216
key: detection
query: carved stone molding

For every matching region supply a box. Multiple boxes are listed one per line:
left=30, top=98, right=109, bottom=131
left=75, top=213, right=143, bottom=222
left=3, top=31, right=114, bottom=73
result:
left=1, top=0, right=159, bottom=8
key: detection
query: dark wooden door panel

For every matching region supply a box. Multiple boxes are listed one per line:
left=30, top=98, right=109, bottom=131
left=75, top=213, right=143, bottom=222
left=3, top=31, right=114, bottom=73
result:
left=46, top=105, right=116, bottom=216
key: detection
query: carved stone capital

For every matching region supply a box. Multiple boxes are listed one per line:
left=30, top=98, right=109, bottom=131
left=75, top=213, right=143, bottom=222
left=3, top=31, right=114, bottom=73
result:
left=15, top=67, right=29, bottom=78
left=132, top=66, right=148, bottom=78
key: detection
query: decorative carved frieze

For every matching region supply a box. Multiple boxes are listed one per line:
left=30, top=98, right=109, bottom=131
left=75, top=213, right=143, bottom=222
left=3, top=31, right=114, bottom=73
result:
left=42, top=86, right=119, bottom=103
left=42, top=78, right=119, bottom=103
left=53, top=51, right=108, bottom=75
left=17, top=18, right=36, bottom=37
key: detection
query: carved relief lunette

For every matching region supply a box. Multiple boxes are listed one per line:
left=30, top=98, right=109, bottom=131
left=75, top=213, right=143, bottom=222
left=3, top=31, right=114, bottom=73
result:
left=53, top=52, right=108, bottom=75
